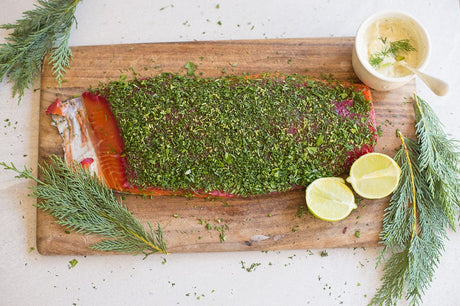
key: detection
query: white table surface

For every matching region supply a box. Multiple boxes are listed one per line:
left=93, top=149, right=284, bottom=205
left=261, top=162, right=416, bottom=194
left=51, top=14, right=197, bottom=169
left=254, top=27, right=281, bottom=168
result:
left=1, top=1, right=459, bottom=305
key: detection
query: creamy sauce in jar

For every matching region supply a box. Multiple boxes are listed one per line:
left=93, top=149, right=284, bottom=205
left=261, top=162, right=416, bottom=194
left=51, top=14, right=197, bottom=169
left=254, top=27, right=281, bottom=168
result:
left=365, top=17, right=421, bottom=78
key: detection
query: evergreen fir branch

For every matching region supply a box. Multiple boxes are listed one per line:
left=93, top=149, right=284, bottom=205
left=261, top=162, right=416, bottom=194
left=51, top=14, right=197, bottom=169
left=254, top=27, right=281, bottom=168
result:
left=0, top=0, right=81, bottom=101
left=376, top=135, right=418, bottom=260
left=371, top=92, right=460, bottom=304
left=371, top=132, right=448, bottom=306
left=372, top=247, right=410, bottom=305
left=413, top=94, right=460, bottom=228
left=0, top=156, right=167, bottom=256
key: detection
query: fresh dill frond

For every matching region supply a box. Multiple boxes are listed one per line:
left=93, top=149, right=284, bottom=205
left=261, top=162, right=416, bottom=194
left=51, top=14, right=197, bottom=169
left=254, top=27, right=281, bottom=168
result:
left=413, top=95, right=460, bottom=229
left=389, top=39, right=417, bottom=56
left=0, top=0, right=81, bottom=101
left=0, top=156, right=167, bottom=257
left=369, top=37, right=416, bottom=69
left=369, top=54, right=384, bottom=68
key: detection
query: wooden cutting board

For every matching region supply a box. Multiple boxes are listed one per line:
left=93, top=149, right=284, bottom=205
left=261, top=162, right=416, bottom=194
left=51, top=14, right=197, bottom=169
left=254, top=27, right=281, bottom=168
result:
left=37, top=37, right=415, bottom=255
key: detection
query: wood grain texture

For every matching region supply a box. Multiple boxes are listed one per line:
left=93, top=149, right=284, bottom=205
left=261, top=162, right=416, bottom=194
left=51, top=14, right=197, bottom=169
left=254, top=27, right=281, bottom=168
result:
left=37, top=37, right=416, bottom=255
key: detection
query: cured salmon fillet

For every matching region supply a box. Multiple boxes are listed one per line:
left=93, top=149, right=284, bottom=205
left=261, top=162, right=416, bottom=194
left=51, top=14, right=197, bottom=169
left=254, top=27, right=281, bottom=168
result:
left=47, top=74, right=377, bottom=197
left=47, top=93, right=128, bottom=191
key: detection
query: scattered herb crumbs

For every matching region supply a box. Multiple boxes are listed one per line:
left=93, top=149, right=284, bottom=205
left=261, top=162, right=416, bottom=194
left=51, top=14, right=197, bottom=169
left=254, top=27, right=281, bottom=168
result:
left=240, top=261, right=261, bottom=272
left=355, top=230, right=361, bottom=238
left=68, top=259, right=78, bottom=269
left=320, top=250, right=328, bottom=257
left=161, top=257, right=167, bottom=265
left=216, top=224, right=229, bottom=242
left=159, top=4, right=174, bottom=11
left=296, top=204, right=309, bottom=218
left=291, top=225, right=300, bottom=232
left=184, top=61, right=197, bottom=76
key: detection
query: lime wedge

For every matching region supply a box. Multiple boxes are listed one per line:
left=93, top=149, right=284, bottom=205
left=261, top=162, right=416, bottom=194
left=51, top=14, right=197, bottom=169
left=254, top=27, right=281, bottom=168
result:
left=306, top=177, right=357, bottom=222
left=346, top=152, right=401, bottom=199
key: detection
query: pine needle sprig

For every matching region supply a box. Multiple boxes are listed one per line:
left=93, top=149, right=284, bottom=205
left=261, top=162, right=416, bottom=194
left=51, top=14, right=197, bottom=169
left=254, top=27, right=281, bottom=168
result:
left=371, top=131, right=448, bottom=306
left=414, top=94, right=460, bottom=229
left=1, top=155, right=167, bottom=257
left=0, top=0, right=81, bottom=101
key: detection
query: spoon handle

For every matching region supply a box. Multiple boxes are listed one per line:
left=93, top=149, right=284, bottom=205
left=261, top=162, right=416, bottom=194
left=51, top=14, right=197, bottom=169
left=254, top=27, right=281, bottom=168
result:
left=413, top=69, right=449, bottom=96
left=400, top=61, right=449, bottom=96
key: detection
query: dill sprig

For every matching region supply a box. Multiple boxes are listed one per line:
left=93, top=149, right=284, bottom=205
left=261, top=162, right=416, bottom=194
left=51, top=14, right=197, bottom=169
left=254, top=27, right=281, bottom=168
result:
left=369, top=37, right=416, bottom=69
left=0, top=0, right=81, bottom=101
left=371, top=96, right=460, bottom=305
left=1, top=155, right=167, bottom=257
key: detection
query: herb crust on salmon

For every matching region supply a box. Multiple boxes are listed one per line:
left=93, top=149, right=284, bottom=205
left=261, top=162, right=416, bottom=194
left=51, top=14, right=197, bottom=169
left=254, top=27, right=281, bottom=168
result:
left=47, top=73, right=377, bottom=197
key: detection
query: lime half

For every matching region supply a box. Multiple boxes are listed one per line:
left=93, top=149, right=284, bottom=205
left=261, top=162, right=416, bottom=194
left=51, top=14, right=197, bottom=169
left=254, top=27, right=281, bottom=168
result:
left=346, top=152, right=401, bottom=199
left=306, top=177, right=357, bottom=222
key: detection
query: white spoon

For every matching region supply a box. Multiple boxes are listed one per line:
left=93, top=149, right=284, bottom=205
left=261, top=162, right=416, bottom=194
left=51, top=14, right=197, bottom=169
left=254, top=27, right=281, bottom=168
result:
left=398, top=61, right=449, bottom=96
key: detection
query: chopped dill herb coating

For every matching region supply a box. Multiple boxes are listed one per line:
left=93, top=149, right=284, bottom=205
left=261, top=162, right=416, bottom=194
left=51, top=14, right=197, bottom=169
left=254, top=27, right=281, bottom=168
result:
left=94, top=73, right=377, bottom=196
